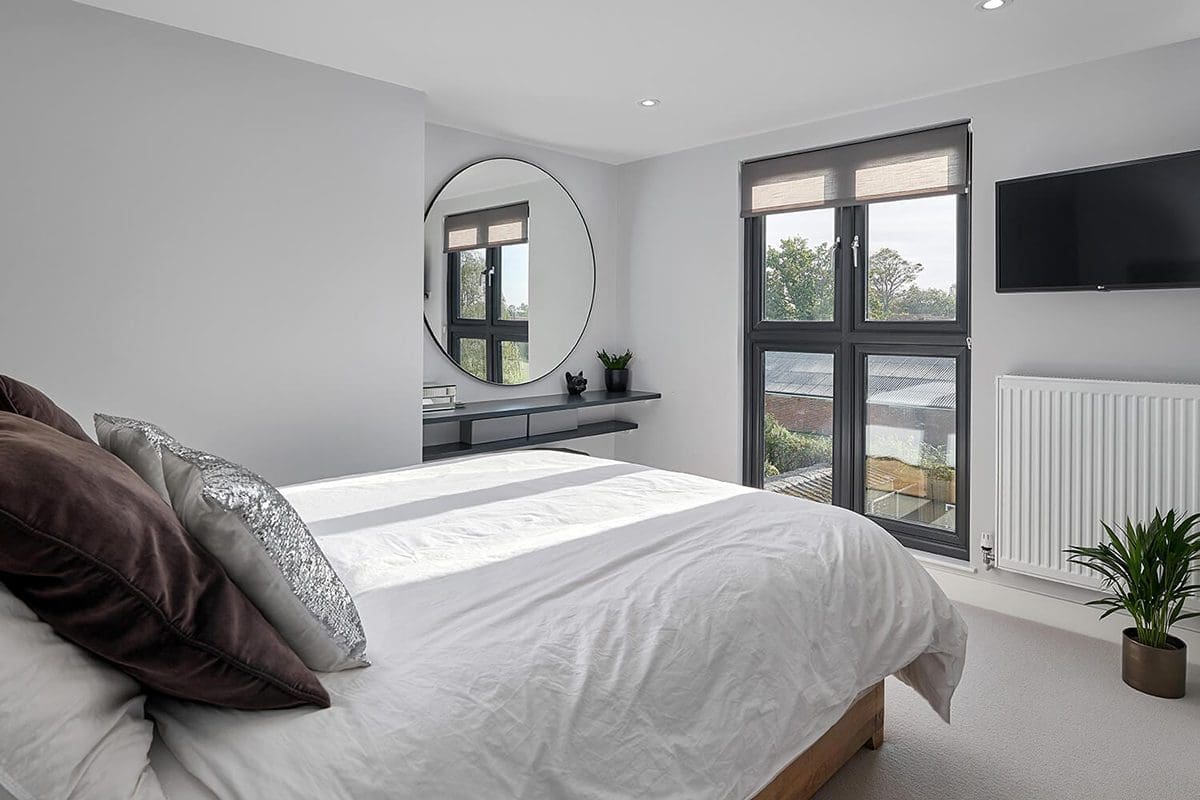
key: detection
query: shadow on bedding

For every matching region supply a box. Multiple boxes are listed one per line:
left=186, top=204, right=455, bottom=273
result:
left=306, top=463, right=651, bottom=537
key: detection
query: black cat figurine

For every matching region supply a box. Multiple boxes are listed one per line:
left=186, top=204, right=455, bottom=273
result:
left=564, top=371, right=588, bottom=396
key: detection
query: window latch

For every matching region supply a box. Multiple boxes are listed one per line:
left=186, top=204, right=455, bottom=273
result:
left=851, top=234, right=861, bottom=268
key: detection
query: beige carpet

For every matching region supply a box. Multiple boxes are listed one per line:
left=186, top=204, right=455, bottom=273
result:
left=815, top=604, right=1200, bottom=800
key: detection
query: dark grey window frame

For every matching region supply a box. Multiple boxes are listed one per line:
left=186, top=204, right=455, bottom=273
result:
left=447, top=247, right=529, bottom=384
left=742, top=180, right=971, bottom=559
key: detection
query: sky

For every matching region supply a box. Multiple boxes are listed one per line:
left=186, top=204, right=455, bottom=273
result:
left=501, top=242, right=529, bottom=307
left=764, top=194, right=957, bottom=291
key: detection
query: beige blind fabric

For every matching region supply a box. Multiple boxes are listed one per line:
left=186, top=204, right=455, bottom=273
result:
left=740, top=123, right=969, bottom=217
left=444, top=202, right=530, bottom=252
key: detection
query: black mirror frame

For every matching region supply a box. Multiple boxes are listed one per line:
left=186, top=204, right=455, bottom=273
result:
left=423, top=157, right=597, bottom=387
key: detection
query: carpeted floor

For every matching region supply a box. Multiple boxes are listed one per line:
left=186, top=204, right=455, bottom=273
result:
left=815, top=603, right=1200, bottom=800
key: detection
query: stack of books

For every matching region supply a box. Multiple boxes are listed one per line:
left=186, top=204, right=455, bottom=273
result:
left=422, top=383, right=457, bottom=412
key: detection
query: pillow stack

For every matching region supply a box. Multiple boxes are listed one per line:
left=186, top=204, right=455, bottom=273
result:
left=1, top=376, right=370, bottom=675
left=0, top=392, right=330, bottom=710
left=95, top=414, right=370, bottom=671
left=0, top=375, right=342, bottom=799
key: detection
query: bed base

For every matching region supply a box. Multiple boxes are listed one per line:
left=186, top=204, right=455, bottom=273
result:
left=751, top=681, right=884, bottom=800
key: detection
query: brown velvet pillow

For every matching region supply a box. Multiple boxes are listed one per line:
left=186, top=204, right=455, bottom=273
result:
left=0, top=412, right=329, bottom=710
left=0, top=374, right=91, bottom=443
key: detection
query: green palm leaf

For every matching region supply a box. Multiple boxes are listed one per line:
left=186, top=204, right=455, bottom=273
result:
left=1065, top=508, right=1200, bottom=649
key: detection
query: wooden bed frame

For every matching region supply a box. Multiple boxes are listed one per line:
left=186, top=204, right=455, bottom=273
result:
left=751, top=681, right=884, bottom=800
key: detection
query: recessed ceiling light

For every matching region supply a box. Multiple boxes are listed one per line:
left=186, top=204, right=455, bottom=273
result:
left=977, top=0, right=1010, bottom=10
left=637, top=98, right=660, bottom=108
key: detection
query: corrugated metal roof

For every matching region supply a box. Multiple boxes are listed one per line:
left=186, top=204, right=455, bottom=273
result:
left=764, top=352, right=834, bottom=398
left=764, top=463, right=893, bottom=503
left=765, top=352, right=955, bottom=410
left=765, top=463, right=833, bottom=503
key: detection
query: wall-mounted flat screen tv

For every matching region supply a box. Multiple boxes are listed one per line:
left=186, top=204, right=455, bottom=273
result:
left=996, top=149, right=1200, bottom=292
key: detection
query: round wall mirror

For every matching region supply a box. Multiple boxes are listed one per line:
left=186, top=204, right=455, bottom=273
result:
left=424, top=158, right=595, bottom=385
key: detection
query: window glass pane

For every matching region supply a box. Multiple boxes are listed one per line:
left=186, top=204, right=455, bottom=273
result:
left=500, top=243, right=529, bottom=320
left=458, top=337, right=487, bottom=381
left=865, top=355, right=957, bottom=531
left=456, top=249, right=486, bottom=320
left=500, top=340, right=529, bottom=385
left=764, top=209, right=835, bottom=322
left=762, top=351, right=835, bottom=503
left=866, top=195, right=957, bottom=322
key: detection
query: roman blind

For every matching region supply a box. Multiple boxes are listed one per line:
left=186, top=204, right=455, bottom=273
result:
left=740, top=123, right=969, bottom=217
left=444, top=202, right=530, bottom=252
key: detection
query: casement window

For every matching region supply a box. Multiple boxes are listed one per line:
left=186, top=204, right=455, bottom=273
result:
left=445, top=203, right=531, bottom=384
left=741, top=123, right=971, bottom=558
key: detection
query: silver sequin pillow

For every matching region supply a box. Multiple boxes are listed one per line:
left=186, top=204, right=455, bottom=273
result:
left=159, top=443, right=369, bottom=673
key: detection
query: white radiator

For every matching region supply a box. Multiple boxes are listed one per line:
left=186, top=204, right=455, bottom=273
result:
left=996, top=375, right=1200, bottom=588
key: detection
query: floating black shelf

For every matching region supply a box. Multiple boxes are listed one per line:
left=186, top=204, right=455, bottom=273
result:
left=421, top=390, right=660, bottom=462
left=423, top=420, right=640, bottom=462
left=421, top=390, right=661, bottom=426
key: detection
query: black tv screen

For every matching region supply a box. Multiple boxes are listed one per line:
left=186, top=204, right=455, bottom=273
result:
left=996, top=149, right=1200, bottom=292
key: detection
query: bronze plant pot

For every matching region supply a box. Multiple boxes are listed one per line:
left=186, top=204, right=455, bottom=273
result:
left=1122, top=628, right=1187, bottom=698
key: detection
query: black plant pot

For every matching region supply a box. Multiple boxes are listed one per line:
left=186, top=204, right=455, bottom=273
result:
left=604, top=368, right=629, bottom=393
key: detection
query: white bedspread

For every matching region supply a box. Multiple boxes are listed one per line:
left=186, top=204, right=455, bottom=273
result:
left=149, top=451, right=966, bottom=800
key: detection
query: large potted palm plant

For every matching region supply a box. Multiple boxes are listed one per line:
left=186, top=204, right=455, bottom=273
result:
left=1066, top=509, right=1200, bottom=698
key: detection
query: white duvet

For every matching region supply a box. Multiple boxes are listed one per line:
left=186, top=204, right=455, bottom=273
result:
left=149, top=451, right=966, bottom=800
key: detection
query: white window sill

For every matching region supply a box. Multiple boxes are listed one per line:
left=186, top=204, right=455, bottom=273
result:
left=910, top=550, right=977, bottom=574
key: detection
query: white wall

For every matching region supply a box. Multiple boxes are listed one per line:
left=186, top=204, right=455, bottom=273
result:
left=616, top=39, right=1200, bottom=623
left=424, top=124, right=626, bottom=457
left=0, top=0, right=426, bottom=485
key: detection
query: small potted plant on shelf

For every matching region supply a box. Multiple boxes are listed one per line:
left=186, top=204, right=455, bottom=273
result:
left=596, top=349, right=634, bottom=393
left=1066, top=509, right=1200, bottom=698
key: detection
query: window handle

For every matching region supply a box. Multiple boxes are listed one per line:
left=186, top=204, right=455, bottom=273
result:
left=851, top=235, right=861, bottom=268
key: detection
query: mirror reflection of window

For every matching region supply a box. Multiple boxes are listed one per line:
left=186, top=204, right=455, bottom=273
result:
left=444, top=217, right=530, bottom=384
left=457, top=338, right=488, bottom=382
left=424, top=159, right=594, bottom=386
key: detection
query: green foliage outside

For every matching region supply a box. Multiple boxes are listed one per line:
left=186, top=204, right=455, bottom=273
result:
left=765, top=237, right=955, bottom=322
left=765, top=238, right=834, bottom=320
left=867, top=247, right=955, bottom=320
left=763, top=411, right=833, bottom=477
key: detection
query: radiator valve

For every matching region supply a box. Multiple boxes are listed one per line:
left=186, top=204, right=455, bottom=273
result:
left=980, top=532, right=996, bottom=570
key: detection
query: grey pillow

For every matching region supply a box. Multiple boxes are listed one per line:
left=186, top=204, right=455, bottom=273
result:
left=94, top=413, right=176, bottom=502
left=159, top=443, right=369, bottom=673
left=95, top=414, right=368, bottom=673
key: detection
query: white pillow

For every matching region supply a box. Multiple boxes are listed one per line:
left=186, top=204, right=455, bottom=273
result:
left=0, top=583, right=164, bottom=800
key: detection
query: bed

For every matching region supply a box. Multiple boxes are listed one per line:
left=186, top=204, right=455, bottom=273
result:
left=142, top=449, right=966, bottom=800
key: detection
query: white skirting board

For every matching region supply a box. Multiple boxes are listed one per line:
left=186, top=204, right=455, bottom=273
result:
left=922, top=565, right=1200, bottom=666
